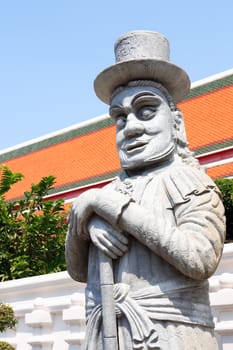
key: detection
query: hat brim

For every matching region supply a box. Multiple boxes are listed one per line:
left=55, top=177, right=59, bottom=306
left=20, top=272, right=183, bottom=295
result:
left=94, top=59, right=190, bottom=104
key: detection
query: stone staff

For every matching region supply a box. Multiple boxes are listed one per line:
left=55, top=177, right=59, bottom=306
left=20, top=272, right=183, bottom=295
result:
left=98, top=249, right=118, bottom=350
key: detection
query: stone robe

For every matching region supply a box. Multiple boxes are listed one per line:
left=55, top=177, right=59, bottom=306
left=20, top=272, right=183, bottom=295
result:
left=66, top=162, right=225, bottom=349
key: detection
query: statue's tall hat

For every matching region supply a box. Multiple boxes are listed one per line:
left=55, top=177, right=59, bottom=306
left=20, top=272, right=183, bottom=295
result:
left=94, top=30, right=190, bottom=104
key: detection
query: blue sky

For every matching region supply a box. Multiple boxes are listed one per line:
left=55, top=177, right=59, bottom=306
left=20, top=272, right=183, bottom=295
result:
left=1, top=0, right=233, bottom=150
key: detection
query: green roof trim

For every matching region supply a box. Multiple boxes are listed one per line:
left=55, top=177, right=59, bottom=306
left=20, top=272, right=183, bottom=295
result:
left=183, top=74, right=233, bottom=101
left=50, top=170, right=120, bottom=195
left=193, top=139, right=233, bottom=155
left=0, top=116, right=114, bottom=162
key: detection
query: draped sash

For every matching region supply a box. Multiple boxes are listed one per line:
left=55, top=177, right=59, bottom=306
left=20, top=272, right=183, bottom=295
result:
left=83, top=282, right=212, bottom=350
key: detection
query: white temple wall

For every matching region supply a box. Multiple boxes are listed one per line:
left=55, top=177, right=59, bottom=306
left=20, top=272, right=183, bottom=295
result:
left=0, top=243, right=233, bottom=350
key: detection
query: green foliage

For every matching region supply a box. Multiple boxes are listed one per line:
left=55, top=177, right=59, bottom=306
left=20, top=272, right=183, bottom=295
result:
left=0, top=341, right=15, bottom=350
left=0, top=165, right=68, bottom=281
left=0, top=304, right=17, bottom=333
left=0, top=165, right=23, bottom=198
left=215, top=178, right=233, bottom=242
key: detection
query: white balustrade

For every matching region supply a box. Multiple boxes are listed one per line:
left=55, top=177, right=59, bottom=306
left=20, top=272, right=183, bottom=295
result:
left=0, top=244, right=233, bottom=349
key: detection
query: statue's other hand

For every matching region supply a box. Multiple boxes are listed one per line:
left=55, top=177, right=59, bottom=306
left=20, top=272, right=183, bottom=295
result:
left=88, top=215, right=128, bottom=259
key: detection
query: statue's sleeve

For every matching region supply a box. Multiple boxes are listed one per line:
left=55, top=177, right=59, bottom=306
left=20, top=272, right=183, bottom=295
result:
left=93, top=167, right=226, bottom=280
left=65, top=199, right=90, bottom=283
left=65, top=188, right=101, bottom=283
left=161, top=185, right=225, bottom=280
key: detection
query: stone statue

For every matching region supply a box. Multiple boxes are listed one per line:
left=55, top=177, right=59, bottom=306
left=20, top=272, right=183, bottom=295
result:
left=66, top=31, right=226, bottom=349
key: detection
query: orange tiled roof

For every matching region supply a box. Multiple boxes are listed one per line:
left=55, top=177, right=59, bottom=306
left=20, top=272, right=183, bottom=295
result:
left=207, top=163, right=233, bottom=179
left=3, top=123, right=120, bottom=200
left=179, top=84, right=233, bottom=153
left=1, top=71, right=233, bottom=201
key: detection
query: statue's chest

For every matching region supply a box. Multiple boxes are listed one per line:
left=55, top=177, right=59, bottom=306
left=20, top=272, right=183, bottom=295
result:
left=115, top=174, right=171, bottom=211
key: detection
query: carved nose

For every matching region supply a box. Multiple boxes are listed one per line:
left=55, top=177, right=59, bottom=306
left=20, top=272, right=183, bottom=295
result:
left=123, top=115, right=144, bottom=137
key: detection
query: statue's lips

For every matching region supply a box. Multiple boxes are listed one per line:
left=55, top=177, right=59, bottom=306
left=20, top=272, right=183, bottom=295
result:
left=123, top=140, right=149, bottom=154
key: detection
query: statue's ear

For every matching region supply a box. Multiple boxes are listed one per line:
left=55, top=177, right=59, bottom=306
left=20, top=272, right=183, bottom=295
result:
left=172, top=110, right=189, bottom=147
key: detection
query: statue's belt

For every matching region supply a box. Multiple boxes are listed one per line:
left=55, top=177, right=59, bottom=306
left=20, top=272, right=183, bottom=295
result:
left=84, top=283, right=213, bottom=350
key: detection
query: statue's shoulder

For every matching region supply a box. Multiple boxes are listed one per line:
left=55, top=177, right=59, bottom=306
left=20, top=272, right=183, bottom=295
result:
left=161, top=164, right=220, bottom=208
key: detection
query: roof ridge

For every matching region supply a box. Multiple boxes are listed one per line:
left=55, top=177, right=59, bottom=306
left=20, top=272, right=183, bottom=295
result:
left=183, top=71, right=233, bottom=101
left=191, top=68, right=233, bottom=89
left=0, top=114, right=114, bottom=163
left=0, top=113, right=109, bottom=156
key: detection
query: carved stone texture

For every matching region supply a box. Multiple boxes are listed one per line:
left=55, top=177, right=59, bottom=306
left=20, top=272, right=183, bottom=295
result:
left=66, top=31, right=226, bottom=349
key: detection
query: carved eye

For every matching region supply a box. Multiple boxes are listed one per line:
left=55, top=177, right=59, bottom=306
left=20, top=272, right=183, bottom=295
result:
left=137, top=106, right=157, bottom=120
left=115, top=114, right=127, bottom=129
left=109, top=107, right=127, bottom=129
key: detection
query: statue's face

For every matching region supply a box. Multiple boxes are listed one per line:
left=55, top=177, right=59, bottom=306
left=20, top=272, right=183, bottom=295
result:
left=109, top=85, right=175, bottom=170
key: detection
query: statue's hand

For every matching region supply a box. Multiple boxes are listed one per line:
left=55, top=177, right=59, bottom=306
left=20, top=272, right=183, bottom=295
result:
left=88, top=215, right=128, bottom=259
left=69, top=188, right=100, bottom=238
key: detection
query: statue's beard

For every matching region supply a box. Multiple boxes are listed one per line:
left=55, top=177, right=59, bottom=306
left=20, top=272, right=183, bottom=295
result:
left=144, top=142, right=175, bottom=164
left=119, top=141, right=175, bottom=170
